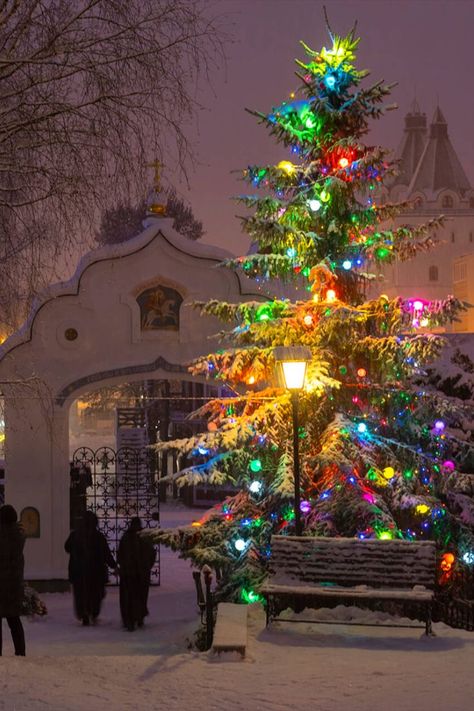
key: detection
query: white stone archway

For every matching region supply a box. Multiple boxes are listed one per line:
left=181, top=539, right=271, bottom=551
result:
left=0, top=217, right=261, bottom=582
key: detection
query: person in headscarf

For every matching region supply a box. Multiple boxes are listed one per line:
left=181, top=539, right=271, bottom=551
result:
left=0, top=504, right=26, bottom=656
left=117, top=517, right=156, bottom=631
left=64, top=510, right=117, bottom=626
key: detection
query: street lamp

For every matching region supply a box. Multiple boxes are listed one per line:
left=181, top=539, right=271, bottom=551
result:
left=274, top=346, right=312, bottom=536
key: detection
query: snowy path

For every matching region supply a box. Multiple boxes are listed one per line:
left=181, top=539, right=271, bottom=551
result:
left=2, top=504, right=474, bottom=710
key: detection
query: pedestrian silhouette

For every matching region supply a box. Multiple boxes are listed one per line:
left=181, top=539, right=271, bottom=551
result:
left=117, top=517, right=156, bottom=631
left=65, top=510, right=117, bottom=625
left=0, top=504, right=26, bottom=655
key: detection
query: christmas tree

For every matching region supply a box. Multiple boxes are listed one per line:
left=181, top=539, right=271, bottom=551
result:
left=155, top=23, right=472, bottom=604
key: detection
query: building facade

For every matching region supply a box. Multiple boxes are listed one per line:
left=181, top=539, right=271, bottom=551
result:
left=374, top=103, right=474, bottom=311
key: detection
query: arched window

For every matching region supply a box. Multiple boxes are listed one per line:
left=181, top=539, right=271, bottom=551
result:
left=414, top=197, right=423, bottom=209
left=442, top=194, right=454, bottom=208
left=429, top=265, right=439, bottom=282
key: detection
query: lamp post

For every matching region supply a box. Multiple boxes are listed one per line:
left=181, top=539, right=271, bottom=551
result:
left=274, top=346, right=311, bottom=536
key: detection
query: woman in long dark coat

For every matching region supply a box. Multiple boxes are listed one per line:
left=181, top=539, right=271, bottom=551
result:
left=0, top=504, right=26, bottom=656
left=64, top=510, right=117, bottom=626
left=118, top=517, right=156, bottom=631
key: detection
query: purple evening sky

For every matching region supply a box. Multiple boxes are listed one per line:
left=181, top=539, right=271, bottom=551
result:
left=173, top=0, right=474, bottom=256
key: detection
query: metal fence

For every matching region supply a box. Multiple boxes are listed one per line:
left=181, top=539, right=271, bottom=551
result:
left=71, top=446, right=160, bottom=585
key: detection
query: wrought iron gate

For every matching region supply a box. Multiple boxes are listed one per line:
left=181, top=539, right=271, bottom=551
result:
left=71, top=446, right=160, bottom=585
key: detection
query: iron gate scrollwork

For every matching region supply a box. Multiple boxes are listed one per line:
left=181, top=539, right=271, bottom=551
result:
left=71, top=446, right=160, bottom=585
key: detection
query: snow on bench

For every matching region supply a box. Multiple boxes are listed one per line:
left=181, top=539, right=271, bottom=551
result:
left=261, top=536, right=437, bottom=635
left=212, top=603, right=248, bottom=657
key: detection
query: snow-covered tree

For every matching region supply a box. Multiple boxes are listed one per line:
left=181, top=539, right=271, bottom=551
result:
left=154, top=23, right=473, bottom=604
left=96, top=190, right=203, bottom=246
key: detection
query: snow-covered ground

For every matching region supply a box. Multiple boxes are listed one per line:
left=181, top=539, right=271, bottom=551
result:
left=2, top=503, right=474, bottom=711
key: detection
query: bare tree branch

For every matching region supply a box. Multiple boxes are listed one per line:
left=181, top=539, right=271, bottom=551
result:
left=0, top=0, right=226, bottom=332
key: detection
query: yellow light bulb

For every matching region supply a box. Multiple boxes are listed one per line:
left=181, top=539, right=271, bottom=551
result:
left=303, top=314, right=313, bottom=326
left=248, top=375, right=256, bottom=385
left=277, top=160, right=296, bottom=175
left=326, top=289, right=337, bottom=302
left=382, top=466, right=395, bottom=479
left=416, top=504, right=430, bottom=515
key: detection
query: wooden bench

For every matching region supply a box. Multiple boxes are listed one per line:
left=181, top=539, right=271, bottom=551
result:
left=261, top=536, right=437, bottom=635
left=212, top=603, right=248, bottom=657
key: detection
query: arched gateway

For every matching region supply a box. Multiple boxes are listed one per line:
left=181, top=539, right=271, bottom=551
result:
left=0, top=216, right=261, bottom=583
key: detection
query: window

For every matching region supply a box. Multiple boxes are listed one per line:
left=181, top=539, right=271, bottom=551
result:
left=469, top=197, right=474, bottom=209
left=429, top=265, right=439, bottom=282
left=442, top=195, right=454, bottom=208
left=414, top=197, right=423, bottom=209
left=454, top=262, right=467, bottom=282
left=470, top=232, right=473, bottom=243
left=451, top=232, right=455, bottom=243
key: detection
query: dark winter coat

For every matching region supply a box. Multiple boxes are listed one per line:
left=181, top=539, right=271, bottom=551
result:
left=0, top=523, right=25, bottom=617
left=118, top=529, right=155, bottom=627
left=117, top=529, right=156, bottom=580
left=65, top=527, right=116, bottom=586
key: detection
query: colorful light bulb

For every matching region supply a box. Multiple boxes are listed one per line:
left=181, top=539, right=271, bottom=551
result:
left=357, top=423, right=367, bottom=434
left=249, top=458, right=262, bottom=473
left=277, top=160, right=296, bottom=175
left=416, top=504, right=430, bottom=515
left=325, top=75, right=336, bottom=90
left=249, top=480, right=263, bottom=494
left=300, top=500, right=311, bottom=514
left=338, top=157, right=349, bottom=168
left=326, top=289, right=337, bottom=302
left=234, top=539, right=246, bottom=552
left=308, top=199, right=321, bottom=212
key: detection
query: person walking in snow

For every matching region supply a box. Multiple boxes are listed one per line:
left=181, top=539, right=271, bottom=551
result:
left=0, top=504, right=26, bottom=656
left=117, top=517, right=156, bottom=631
left=65, top=510, right=117, bottom=626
